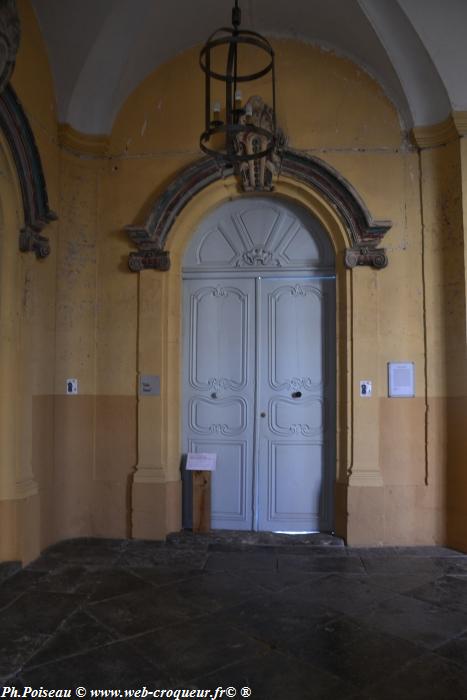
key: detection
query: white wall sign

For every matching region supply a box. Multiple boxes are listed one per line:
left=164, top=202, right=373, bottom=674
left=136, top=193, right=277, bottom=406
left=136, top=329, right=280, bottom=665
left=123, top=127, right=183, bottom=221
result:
left=66, top=378, right=78, bottom=395
left=388, top=362, right=415, bottom=398
left=360, top=380, right=372, bottom=397
left=186, top=452, right=217, bottom=471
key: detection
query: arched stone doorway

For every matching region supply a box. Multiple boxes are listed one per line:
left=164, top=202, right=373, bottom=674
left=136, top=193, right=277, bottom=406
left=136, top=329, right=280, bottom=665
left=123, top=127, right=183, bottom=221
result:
left=128, top=150, right=393, bottom=542
left=182, top=196, right=336, bottom=532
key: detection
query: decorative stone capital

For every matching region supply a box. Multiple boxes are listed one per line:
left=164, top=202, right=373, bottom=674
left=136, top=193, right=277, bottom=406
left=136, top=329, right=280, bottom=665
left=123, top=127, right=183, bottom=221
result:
left=128, top=248, right=170, bottom=272
left=0, top=0, right=20, bottom=95
left=345, top=247, right=388, bottom=270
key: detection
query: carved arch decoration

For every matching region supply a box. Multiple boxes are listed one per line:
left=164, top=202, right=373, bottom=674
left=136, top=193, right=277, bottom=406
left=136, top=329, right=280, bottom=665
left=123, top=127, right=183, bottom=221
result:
left=0, top=84, right=57, bottom=257
left=126, top=150, right=391, bottom=272
left=0, top=0, right=20, bottom=94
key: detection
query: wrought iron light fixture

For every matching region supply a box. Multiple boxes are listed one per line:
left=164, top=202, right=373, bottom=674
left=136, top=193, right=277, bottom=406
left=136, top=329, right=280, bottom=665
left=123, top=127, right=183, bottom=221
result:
left=199, top=0, right=277, bottom=167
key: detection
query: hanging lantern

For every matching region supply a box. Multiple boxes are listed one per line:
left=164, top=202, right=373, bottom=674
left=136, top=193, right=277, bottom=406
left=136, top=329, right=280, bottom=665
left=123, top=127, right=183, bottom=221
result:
left=199, top=0, right=278, bottom=168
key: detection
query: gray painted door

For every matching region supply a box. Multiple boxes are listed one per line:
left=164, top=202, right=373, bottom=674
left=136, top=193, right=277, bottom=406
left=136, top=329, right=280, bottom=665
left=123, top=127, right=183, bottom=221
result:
left=256, top=277, right=334, bottom=532
left=182, top=197, right=335, bottom=532
left=183, top=278, right=256, bottom=530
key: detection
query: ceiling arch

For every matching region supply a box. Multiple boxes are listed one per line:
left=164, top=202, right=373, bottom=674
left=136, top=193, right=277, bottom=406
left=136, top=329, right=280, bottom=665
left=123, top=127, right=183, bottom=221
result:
left=30, top=0, right=466, bottom=135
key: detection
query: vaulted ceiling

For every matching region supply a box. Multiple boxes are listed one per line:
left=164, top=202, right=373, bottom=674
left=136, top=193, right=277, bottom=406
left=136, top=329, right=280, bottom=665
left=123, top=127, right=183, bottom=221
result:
left=30, top=0, right=466, bottom=135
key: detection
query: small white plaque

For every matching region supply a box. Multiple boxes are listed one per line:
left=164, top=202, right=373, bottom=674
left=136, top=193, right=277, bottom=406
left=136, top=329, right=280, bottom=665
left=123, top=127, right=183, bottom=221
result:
left=360, top=380, right=372, bottom=397
left=186, top=452, right=217, bottom=471
left=388, top=362, right=415, bottom=398
left=66, top=378, right=78, bottom=395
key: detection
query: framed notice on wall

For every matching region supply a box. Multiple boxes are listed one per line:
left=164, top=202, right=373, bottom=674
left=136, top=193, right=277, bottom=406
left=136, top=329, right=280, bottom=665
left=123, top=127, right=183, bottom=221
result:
left=388, top=362, right=415, bottom=398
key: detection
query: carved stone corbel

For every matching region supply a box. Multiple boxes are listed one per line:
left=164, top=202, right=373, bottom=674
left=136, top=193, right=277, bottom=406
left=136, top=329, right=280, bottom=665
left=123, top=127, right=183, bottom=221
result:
left=126, top=225, right=170, bottom=271
left=0, top=0, right=20, bottom=95
left=19, top=227, right=50, bottom=259
left=128, top=249, right=170, bottom=272
left=344, top=247, right=388, bottom=270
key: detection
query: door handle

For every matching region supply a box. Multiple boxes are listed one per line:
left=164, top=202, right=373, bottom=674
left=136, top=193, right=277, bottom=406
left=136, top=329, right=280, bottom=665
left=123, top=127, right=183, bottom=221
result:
left=211, top=392, right=217, bottom=399
left=260, top=411, right=266, bottom=418
left=291, top=391, right=302, bottom=399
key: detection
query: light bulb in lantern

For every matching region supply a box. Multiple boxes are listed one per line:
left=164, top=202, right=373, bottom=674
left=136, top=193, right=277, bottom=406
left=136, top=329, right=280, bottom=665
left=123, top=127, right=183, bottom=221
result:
left=213, top=101, right=221, bottom=121
left=235, top=89, right=242, bottom=108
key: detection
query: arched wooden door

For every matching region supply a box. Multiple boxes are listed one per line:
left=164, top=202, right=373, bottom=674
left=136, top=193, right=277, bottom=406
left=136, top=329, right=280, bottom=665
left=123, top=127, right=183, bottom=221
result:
left=182, top=197, right=336, bottom=532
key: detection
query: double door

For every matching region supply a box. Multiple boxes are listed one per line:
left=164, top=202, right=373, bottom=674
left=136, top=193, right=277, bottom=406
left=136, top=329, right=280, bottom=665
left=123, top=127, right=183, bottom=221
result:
left=183, top=274, right=335, bottom=532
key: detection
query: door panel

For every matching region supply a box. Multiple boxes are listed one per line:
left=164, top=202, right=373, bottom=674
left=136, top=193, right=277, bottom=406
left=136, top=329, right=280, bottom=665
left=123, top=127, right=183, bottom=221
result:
left=183, top=276, right=334, bottom=532
left=183, top=279, right=255, bottom=530
left=257, top=278, right=334, bottom=532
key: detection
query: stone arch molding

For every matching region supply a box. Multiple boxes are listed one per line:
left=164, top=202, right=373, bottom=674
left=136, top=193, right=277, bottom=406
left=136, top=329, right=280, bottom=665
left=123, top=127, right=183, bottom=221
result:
left=0, top=85, right=57, bottom=257
left=126, top=151, right=392, bottom=271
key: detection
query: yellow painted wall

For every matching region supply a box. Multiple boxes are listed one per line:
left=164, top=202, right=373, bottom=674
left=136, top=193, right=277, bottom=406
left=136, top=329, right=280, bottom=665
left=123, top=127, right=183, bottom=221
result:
left=0, top=0, right=59, bottom=562
left=104, top=41, right=438, bottom=546
left=3, top=8, right=467, bottom=560
left=419, top=138, right=467, bottom=550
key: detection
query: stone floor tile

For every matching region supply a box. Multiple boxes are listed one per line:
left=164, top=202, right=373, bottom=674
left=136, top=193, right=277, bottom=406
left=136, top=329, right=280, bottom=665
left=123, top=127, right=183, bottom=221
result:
left=286, top=622, right=423, bottom=690
left=195, top=649, right=357, bottom=700
left=406, top=574, right=467, bottom=613
left=231, top=568, right=328, bottom=592
left=205, top=551, right=277, bottom=572
left=434, top=630, right=467, bottom=669
left=20, top=640, right=170, bottom=690
left=167, top=529, right=345, bottom=549
left=215, top=590, right=337, bottom=646
left=278, top=545, right=349, bottom=556
left=87, top=585, right=205, bottom=637
left=88, top=568, right=153, bottom=602
left=172, top=571, right=264, bottom=613
left=279, top=554, right=365, bottom=574
left=0, top=570, right=46, bottom=612
left=131, top=617, right=265, bottom=682
left=129, top=566, right=203, bottom=588
left=0, top=591, right=83, bottom=677
left=115, top=539, right=168, bottom=568
left=279, top=615, right=375, bottom=658
left=362, top=572, right=441, bottom=594
left=349, top=593, right=467, bottom=649
left=34, top=564, right=101, bottom=596
left=0, top=591, right=83, bottom=636
left=27, top=538, right=125, bottom=571
left=0, top=562, right=21, bottom=584
left=119, top=546, right=207, bottom=571
left=283, top=574, right=395, bottom=615
left=360, top=556, right=440, bottom=575
left=394, top=546, right=467, bottom=557
left=365, top=653, right=467, bottom=700
left=435, top=557, right=467, bottom=575
left=23, top=609, right=118, bottom=670
left=0, top=632, right=49, bottom=680
left=346, top=547, right=400, bottom=558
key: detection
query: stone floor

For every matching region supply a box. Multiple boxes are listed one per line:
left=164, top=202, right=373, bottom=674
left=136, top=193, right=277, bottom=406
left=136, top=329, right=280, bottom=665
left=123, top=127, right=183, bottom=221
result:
left=2, top=535, right=467, bottom=699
